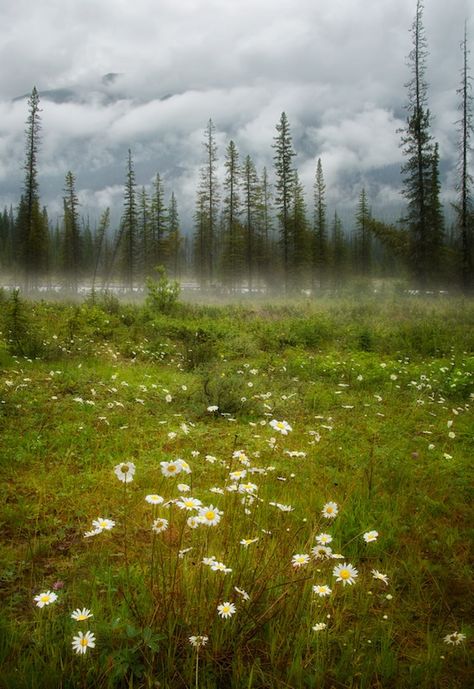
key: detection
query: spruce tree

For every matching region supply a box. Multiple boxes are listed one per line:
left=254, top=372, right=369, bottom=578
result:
left=313, top=158, right=328, bottom=289
left=242, top=155, right=261, bottom=292
left=400, top=0, right=441, bottom=287
left=120, top=149, right=138, bottom=289
left=273, top=112, right=296, bottom=292
left=19, top=87, right=48, bottom=289
left=355, top=188, right=372, bottom=276
left=151, top=173, right=168, bottom=269
left=194, top=119, right=219, bottom=288
left=167, top=192, right=181, bottom=278
left=222, top=140, right=241, bottom=289
left=290, top=170, right=309, bottom=287
left=62, top=171, right=82, bottom=291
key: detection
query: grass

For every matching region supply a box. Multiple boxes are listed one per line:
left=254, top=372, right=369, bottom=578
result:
left=0, top=291, right=472, bottom=688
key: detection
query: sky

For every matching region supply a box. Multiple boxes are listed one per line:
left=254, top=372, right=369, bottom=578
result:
left=0, top=0, right=470, bottom=230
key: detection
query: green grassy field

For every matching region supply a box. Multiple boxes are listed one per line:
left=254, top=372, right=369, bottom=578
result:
left=0, top=291, right=472, bottom=688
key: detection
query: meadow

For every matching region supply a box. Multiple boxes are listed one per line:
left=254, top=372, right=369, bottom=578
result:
left=0, top=287, right=472, bottom=688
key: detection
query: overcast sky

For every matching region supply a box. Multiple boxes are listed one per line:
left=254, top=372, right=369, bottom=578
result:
left=0, top=0, right=471, bottom=229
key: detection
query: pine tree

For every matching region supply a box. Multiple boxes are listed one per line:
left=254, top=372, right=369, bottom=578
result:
left=355, top=188, right=372, bottom=276
left=290, top=170, right=309, bottom=287
left=92, top=208, right=110, bottom=291
left=313, top=158, right=328, bottom=289
left=194, top=119, right=220, bottom=288
left=222, top=140, right=241, bottom=289
left=400, top=0, right=441, bottom=287
left=330, top=211, right=347, bottom=289
left=455, top=23, right=474, bottom=293
left=62, top=171, right=82, bottom=291
left=151, top=173, right=168, bottom=269
left=273, top=112, right=296, bottom=292
left=167, top=192, right=182, bottom=278
left=120, top=149, right=138, bottom=288
left=242, top=155, right=262, bottom=292
left=139, top=187, right=153, bottom=277
left=19, top=87, right=48, bottom=289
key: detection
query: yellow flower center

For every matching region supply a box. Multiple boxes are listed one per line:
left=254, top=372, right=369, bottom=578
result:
left=80, top=638, right=88, bottom=646
left=120, top=465, right=129, bottom=473
left=205, top=511, right=215, bottom=521
left=222, top=605, right=230, bottom=613
left=277, top=422, right=284, bottom=428
left=168, top=465, right=176, bottom=472
left=41, top=595, right=50, bottom=602
left=340, top=569, right=350, bottom=579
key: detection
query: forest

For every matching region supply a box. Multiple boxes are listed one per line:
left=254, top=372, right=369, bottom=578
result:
left=0, top=2, right=472, bottom=297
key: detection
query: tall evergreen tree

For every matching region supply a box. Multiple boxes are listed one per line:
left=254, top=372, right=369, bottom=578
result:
left=290, top=169, right=309, bottom=286
left=151, top=173, right=168, bottom=269
left=120, top=149, right=139, bottom=288
left=400, top=0, right=440, bottom=286
left=355, top=188, right=372, bottom=276
left=242, top=155, right=262, bottom=291
left=222, top=140, right=241, bottom=289
left=167, top=192, right=182, bottom=278
left=455, top=23, right=474, bottom=293
left=194, top=119, right=219, bottom=287
left=19, top=87, right=48, bottom=289
left=273, top=112, right=296, bottom=292
left=138, top=187, right=153, bottom=277
left=92, top=208, right=110, bottom=291
left=313, top=158, right=328, bottom=288
left=330, top=210, right=347, bottom=288
left=62, top=171, right=82, bottom=291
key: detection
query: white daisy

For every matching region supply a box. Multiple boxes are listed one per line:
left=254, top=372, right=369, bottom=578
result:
left=152, top=518, right=169, bottom=533
left=114, top=462, right=136, bottom=483
left=363, top=530, right=379, bottom=543
left=443, top=631, right=466, bottom=645
left=189, top=635, right=208, bottom=648
left=92, top=518, right=115, bottom=531
left=321, top=502, right=339, bottom=519
left=371, top=569, right=389, bottom=585
left=71, top=608, right=93, bottom=621
left=145, top=494, right=164, bottom=505
left=292, top=553, right=310, bottom=568
left=71, top=630, right=96, bottom=655
left=160, top=460, right=182, bottom=477
left=177, top=483, right=190, bottom=492
left=312, top=584, right=332, bottom=597
left=269, top=419, right=292, bottom=435
left=176, top=497, right=202, bottom=511
left=316, top=533, right=333, bottom=545
left=333, top=562, right=358, bottom=586
left=34, top=591, right=58, bottom=608
left=312, top=622, right=327, bottom=631
left=311, top=545, right=333, bottom=560
left=198, top=505, right=223, bottom=526
left=217, top=601, right=236, bottom=619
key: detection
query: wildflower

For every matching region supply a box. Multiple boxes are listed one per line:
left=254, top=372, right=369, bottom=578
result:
left=71, top=630, right=96, bottom=655
left=176, top=497, right=202, bottom=511
left=443, top=631, right=466, bottom=645
left=217, top=601, right=236, bottom=619
left=84, top=528, right=102, bottom=538
left=202, top=556, right=217, bottom=566
left=311, top=545, right=333, bottom=560
left=269, top=419, right=292, bottom=435
left=71, top=608, right=93, bottom=621
left=34, top=591, right=58, bottom=608
left=363, top=530, right=379, bottom=543
left=321, top=502, right=339, bottom=519
left=312, top=584, right=332, bottom=597
left=152, top=518, right=169, bottom=533
left=312, top=623, right=327, bottom=631
left=210, top=561, right=232, bottom=574
left=238, top=482, right=258, bottom=494
left=371, top=569, right=389, bottom=585
left=333, top=562, right=358, bottom=586
left=234, top=586, right=250, bottom=601
left=165, top=394, right=172, bottom=403
left=177, top=483, right=190, bottom=492
left=292, top=553, right=310, bottom=568
left=189, top=635, right=208, bottom=648
left=198, top=505, right=223, bottom=526
left=187, top=515, right=201, bottom=529
left=179, top=547, right=193, bottom=558
left=207, top=405, right=219, bottom=412
left=240, top=538, right=259, bottom=547
left=160, top=460, right=182, bottom=477
left=114, top=462, right=136, bottom=483
left=316, top=533, right=333, bottom=545
left=92, top=518, right=115, bottom=531
left=145, top=494, right=164, bottom=505
left=229, top=469, right=247, bottom=481
left=177, top=458, right=192, bottom=474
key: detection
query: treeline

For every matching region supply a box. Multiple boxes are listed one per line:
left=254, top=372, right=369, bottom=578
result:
left=0, top=1, right=472, bottom=294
